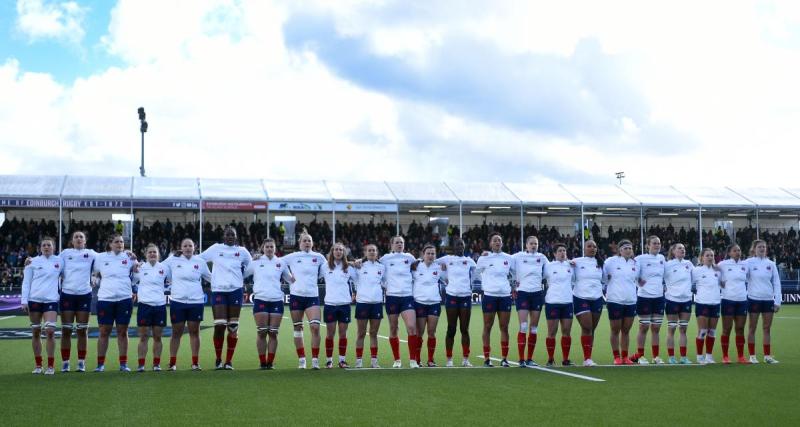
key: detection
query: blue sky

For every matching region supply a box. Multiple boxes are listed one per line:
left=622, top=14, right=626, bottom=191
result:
left=1, top=0, right=800, bottom=187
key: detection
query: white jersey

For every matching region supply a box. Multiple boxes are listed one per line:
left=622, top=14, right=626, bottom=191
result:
left=572, top=257, right=604, bottom=300
left=745, top=256, right=781, bottom=306
left=94, top=251, right=135, bottom=302
left=635, top=253, right=666, bottom=298
left=379, top=252, right=416, bottom=297
left=199, top=243, right=252, bottom=292
left=163, top=255, right=211, bottom=304
left=476, top=252, right=514, bottom=297
left=283, top=250, right=326, bottom=297
left=355, top=260, right=385, bottom=304
left=134, top=262, right=170, bottom=306
left=692, top=265, right=721, bottom=305
left=439, top=255, right=476, bottom=297
left=664, top=259, right=693, bottom=302
left=513, top=251, right=547, bottom=292
left=544, top=260, right=573, bottom=304
left=412, top=261, right=444, bottom=304
left=321, top=262, right=358, bottom=306
left=718, top=258, right=748, bottom=302
left=21, top=255, right=62, bottom=304
left=59, top=248, right=98, bottom=295
left=603, top=256, right=638, bottom=305
left=245, top=255, right=292, bottom=302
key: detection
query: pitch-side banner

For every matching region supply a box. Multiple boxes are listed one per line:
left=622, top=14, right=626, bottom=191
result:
left=0, top=198, right=59, bottom=208
left=271, top=202, right=398, bottom=212
left=201, top=201, right=268, bottom=211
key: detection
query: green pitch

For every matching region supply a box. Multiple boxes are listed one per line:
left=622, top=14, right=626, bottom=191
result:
left=1, top=306, right=798, bottom=426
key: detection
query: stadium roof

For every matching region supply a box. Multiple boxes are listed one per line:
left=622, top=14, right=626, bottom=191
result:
left=3, top=175, right=800, bottom=212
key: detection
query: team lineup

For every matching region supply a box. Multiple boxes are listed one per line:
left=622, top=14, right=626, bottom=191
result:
left=20, top=227, right=782, bottom=375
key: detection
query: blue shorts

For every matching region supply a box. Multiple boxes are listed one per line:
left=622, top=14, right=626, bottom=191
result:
left=289, top=295, right=320, bottom=312
left=385, top=296, right=415, bottom=315
left=211, top=289, right=244, bottom=307
left=444, top=295, right=472, bottom=310
left=414, top=302, right=441, bottom=318
left=721, top=299, right=748, bottom=317
left=636, top=296, right=665, bottom=317
left=253, top=299, right=285, bottom=315
left=607, top=302, right=637, bottom=320
left=136, top=303, right=167, bottom=327
left=545, top=303, right=574, bottom=320
left=60, top=292, right=92, bottom=312
left=695, top=303, right=720, bottom=318
left=170, top=301, right=204, bottom=323
left=482, top=295, right=513, bottom=313
left=324, top=304, right=351, bottom=323
left=747, top=299, right=774, bottom=314
left=515, top=290, right=544, bottom=312
left=355, top=303, right=383, bottom=320
left=665, top=300, right=692, bottom=315
left=27, top=301, right=59, bottom=313
left=97, top=299, right=133, bottom=326
left=573, top=296, right=604, bottom=315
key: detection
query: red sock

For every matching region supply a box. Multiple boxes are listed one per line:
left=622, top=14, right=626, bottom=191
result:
left=325, top=337, right=334, bottom=358
left=213, top=337, right=224, bottom=360
left=679, top=346, right=687, bottom=357
left=356, top=347, right=364, bottom=358
left=427, top=337, right=436, bottom=363
left=35, top=356, right=42, bottom=367
left=259, top=353, right=267, bottom=364
left=338, top=338, right=347, bottom=356
left=169, top=356, right=176, bottom=366
left=637, top=346, right=644, bottom=359
left=517, top=332, right=526, bottom=360
left=483, top=345, right=490, bottom=359
left=748, top=341, right=756, bottom=356
left=581, top=335, right=592, bottom=360
left=612, top=349, right=620, bottom=359
left=462, top=344, right=470, bottom=358
left=97, top=356, right=105, bottom=366
left=527, top=333, right=537, bottom=360
left=267, top=352, right=275, bottom=364
left=296, top=347, right=305, bottom=358
left=415, top=336, right=423, bottom=362
left=225, top=335, right=238, bottom=363
left=621, top=350, right=628, bottom=359
left=138, top=358, right=145, bottom=367
left=446, top=347, right=453, bottom=358
left=407, top=335, right=418, bottom=361
left=763, top=344, right=771, bottom=356
left=389, top=337, right=400, bottom=360
left=311, top=346, right=320, bottom=358
left=546, top=337, right=556, bottom=360
left=705, top=336, right=715, bottom=354
left=500, top=340, right=509, bottom=358
left=735, top=335, right=745, bottom=358
left=560, top=336, right=571, bottom=361
left=47, top=357, right=54, bottom=368
left=695, top=338, right=705, bottom=355
left=652, top=345, right=659, bottom=358
left=370, top=346, right=378, bottom=358
left=721, top=335, right=730, bottom=357
left=667, top=346, right=675, bottom=357
left=153, top=357, right=160, bottom=366
left=191, top=355, right=198, bottom=365
left=78, top=350, right=86, bottom=360
left=119, top=355, right=127, bottom=365
left=61, top=348, right=70, bottom=361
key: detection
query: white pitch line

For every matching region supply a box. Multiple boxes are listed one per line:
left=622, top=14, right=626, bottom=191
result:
left=281, top=316, right=409, bottom=344
left=475, top=356, right=606, bottom=382
left=591, top=364, right=703, bottom=368
left=345, top=366, right=480, bottom=371
left=0, top=316, right=14, bottom=321
left=775, top=316, right=800, bottom=320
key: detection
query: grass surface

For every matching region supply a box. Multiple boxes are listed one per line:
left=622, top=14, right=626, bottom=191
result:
left=1, top=306, right=798, bottom=426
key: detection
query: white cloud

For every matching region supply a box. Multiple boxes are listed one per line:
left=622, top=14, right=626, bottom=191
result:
left=15, top=0, right=88, bottom=45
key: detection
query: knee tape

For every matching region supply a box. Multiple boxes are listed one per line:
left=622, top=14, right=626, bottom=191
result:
left=639, top=319, right=651, bottom=325
left=707, top=329, right=716, bottom=337
left=30, top=323, right=41, bottom=330
left=227, top=322, right=239, bottom=333
left=520, top=322, right=528, bottom=332
left=529, top=326, right=538, bottom=334
left=268, top=327, right=279, bottom=335
left=667, top=321, right=678, bottom=329
left=62, top=323, right=75, bottom=330
left=293, top=330, right=304, bottom=338
left=309, top=319, right=321, bottom=326
left=698, top=329, right=708, bottom=339
left=257, top=326, right=269, bottom=335
left=678, top=320, right=689, bottom=328
left=293, top=321, right=304, bottom=328
left=651, top=318, right=663, bottom=326
left=44, top=321, right=57, bottom=330
left=213, top=319, right=228, bottom=326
